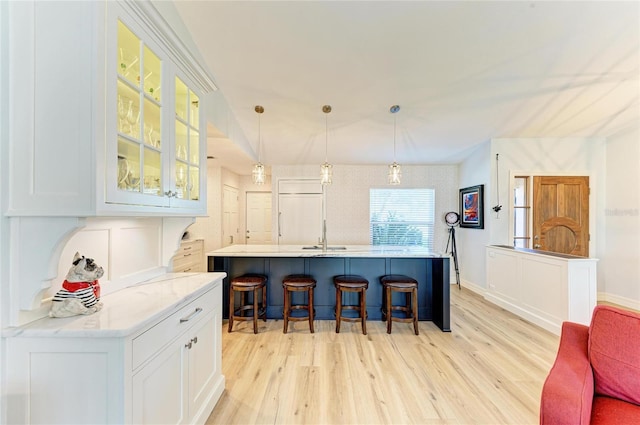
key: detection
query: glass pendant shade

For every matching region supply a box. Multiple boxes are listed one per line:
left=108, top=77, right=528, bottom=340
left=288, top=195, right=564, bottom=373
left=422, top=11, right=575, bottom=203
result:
left=388, top=162, right=402, bottom=185
left=320, top=161, right=332, bottom=185
left=252, top=162, right=265, bottom=185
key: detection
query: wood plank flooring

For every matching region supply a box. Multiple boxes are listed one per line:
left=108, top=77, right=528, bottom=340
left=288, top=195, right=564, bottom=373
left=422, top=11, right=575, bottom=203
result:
left=206, top=288, right=560, bottom=425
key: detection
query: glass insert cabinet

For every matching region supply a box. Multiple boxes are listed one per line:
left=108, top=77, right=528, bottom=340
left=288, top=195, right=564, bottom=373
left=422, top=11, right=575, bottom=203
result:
left=108, top=17, right=204, bottom=210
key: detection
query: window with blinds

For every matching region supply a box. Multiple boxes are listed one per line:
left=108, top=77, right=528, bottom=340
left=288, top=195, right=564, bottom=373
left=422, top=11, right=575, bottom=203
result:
left=370, top=188, right=435, bottom=249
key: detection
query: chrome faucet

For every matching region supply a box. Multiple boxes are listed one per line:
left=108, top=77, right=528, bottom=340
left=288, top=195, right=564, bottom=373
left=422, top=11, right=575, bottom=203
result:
left=321, top=219, right=327, bottom=251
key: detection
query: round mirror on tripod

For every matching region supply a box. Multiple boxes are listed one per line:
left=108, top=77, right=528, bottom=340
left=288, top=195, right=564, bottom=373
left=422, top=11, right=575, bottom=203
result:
left=444, top=211, right=461, bottom=289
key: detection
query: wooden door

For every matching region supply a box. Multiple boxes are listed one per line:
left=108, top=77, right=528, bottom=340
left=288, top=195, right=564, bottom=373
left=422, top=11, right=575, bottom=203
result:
left=533, top=176, right=589, bottom=257
left=246, top=192, right=272, bottom=244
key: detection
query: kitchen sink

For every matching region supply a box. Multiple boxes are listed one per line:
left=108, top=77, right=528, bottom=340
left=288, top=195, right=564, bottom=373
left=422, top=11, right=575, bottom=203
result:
left=301, top=245, right=347, bottom=250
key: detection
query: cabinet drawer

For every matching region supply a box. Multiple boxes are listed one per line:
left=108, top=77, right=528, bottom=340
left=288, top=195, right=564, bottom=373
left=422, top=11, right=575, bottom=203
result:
left=177, top=239, right=203, bottom=255
left=172, top=239, right=204, bottom=272
left=132, top=288, right=219, bottom=370
left=172, top=252, right=198, bottom=271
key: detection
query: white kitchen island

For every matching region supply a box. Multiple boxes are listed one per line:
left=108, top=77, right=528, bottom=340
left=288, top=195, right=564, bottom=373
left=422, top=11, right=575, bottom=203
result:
left=208, top=244, right=451, bottom=332
left=3, top=272, right=226, bottom=425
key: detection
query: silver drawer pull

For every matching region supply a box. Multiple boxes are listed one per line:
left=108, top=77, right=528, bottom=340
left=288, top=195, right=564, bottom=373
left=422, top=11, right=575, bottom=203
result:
left=180, top=307, right=203, bottom=323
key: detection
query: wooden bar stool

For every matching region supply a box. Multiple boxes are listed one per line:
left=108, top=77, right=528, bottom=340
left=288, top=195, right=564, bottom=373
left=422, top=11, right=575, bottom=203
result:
left=282, top=274, right=316, bottom=333
left=380, top=274, right=419, bottom=335
left=228, top=274, right=267, bottom=334
left=334, top=275, right=369, bottom=335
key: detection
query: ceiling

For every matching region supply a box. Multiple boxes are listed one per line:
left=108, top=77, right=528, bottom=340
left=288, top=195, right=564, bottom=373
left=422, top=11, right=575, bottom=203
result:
left=174, top=1, right=640, bottom=175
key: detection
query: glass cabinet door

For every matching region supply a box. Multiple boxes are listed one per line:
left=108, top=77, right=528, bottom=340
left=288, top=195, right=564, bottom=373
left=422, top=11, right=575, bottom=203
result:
left=174, top=77, right=200, bottom=201
left=116, top=20, right=163, bottom=197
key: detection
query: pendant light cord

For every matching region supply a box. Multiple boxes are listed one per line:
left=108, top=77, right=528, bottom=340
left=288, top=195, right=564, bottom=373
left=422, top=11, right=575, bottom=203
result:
left=322, top=105, right=331, bottom=163
left=255, top=105, right=264, bottom=163
left=393, top=114, right=397, bottom=162
left=493, top=153, right=503, bottom=214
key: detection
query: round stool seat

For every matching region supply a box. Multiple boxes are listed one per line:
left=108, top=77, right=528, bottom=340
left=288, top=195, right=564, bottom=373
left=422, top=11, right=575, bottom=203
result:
left=334, top=275, right=369, bottom=335
left=232, top=274, right=267, bottom=287
left=229, top=274, right=267, bottom=334
left=381, top=274, right=418, bottom=288
left=283, top=274, right=316, bottom=288
left=334, top=275, right=369, bottom=289
left=380, top=274, right=419, bottom=335
left=283, top=274, right=316, bottom=333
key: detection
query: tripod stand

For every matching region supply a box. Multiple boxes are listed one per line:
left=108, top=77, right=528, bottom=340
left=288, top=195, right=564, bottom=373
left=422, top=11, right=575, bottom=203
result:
left=446, top=226, right=461, bottom=290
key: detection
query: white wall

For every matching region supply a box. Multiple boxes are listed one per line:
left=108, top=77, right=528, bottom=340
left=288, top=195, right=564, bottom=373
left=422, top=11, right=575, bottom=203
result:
left=458, top=142, right=491, bottom=291
left=602, top=124, right=640, bottom=308
left=191, top=164, right=272, bottom=254
left=190, top=162, right=223, bottom=253
left=271, top=164, right=459, bottom=253
left=0, top=1, right=8, bottom=422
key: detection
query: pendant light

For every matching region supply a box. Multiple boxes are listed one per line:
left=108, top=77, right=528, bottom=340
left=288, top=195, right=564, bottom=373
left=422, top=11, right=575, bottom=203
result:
left=252, top=105, right=265, bottom=185
left=320, top=105, right=333, bottom=185
left=388, top=104, right=402, bottom=185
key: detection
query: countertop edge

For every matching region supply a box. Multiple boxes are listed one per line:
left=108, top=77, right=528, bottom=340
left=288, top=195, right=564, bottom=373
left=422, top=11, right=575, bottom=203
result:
left=3, top=272, right=226, bottom=339
left=206, top=244, right=447, bottom=258
left=487, top=244, right=599, bottom=261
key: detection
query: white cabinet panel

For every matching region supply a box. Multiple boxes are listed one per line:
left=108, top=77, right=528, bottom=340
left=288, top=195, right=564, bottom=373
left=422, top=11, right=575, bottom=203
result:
left=132, top=340, right=187, bottom=425
left=7, top=1, right=94, bottom=215
left=278, top=194, right=322, bottom=245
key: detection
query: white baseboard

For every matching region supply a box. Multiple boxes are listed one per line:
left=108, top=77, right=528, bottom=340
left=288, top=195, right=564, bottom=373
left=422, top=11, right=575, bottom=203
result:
left=459, top=278, right=486, bottom=296
left=598, top=292, right=640, bottom=312
left=459, top=277, right=561, bottom=335
left=484, top=292, right=561, bottom=335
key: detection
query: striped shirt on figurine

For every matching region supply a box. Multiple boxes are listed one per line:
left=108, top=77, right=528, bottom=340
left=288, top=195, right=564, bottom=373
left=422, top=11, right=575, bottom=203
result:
left=50, top=252, right=105, bottom=318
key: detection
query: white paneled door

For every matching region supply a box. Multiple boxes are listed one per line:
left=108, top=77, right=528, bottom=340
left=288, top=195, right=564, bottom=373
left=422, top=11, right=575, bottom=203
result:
left=246, top=192, right=272, bottom=244
left=222, top=185, right=239, bottom=247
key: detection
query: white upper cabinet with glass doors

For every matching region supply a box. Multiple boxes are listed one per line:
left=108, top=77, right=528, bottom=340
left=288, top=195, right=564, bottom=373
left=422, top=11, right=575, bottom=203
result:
left=5, top=1, right=214, bottom=217
left=172, top=77, right=202, bottom=204
left=103, top=11, right=207, bottom=214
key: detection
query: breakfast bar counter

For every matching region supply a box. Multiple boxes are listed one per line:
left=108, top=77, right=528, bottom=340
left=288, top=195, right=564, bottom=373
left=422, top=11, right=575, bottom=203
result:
left=208, top=245, right=451, bottom=332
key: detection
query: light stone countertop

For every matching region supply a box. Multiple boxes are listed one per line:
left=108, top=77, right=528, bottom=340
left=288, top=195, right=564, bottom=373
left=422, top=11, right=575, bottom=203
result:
left=3, top=272, right=226, bottom=338
left=488, top=244, right=599, bottom=261
left=207, top=244, right=447, bottom=258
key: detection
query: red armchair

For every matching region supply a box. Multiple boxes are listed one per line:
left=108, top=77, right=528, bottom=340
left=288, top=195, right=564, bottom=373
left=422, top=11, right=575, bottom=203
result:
left=540, top=305, right=640, bottom=424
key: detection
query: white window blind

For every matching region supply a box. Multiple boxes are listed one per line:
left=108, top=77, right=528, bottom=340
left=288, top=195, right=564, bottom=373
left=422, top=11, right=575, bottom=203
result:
left=370, top=188, right=435, bottom=249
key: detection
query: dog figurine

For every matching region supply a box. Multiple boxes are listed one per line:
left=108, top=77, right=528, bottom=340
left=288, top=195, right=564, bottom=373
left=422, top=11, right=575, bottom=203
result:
left=50, top=252, right=105, bottom=318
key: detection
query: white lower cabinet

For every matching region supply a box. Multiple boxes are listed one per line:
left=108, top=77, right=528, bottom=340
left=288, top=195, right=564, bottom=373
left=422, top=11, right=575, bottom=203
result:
left=132, top=309, right=221, bottom=424
left=5, top=280, right=224, bottom=424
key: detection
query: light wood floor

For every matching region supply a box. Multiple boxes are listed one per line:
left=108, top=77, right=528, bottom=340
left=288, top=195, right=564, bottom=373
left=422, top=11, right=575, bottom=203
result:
left=206, top=288, right=560, bottom=425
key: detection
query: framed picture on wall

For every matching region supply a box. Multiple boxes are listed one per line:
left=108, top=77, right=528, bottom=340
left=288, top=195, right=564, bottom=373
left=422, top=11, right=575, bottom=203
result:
left=459, top=185, right=484, bottom=229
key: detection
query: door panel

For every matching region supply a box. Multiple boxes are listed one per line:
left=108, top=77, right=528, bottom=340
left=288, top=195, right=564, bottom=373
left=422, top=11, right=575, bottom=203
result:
left=533, top=176, right=589, bottom=257
left=278, top=194, right=322, bottom=245
left=246, top=192, right=272, bottom=244
left=222, top=185, right=239, bottom=247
